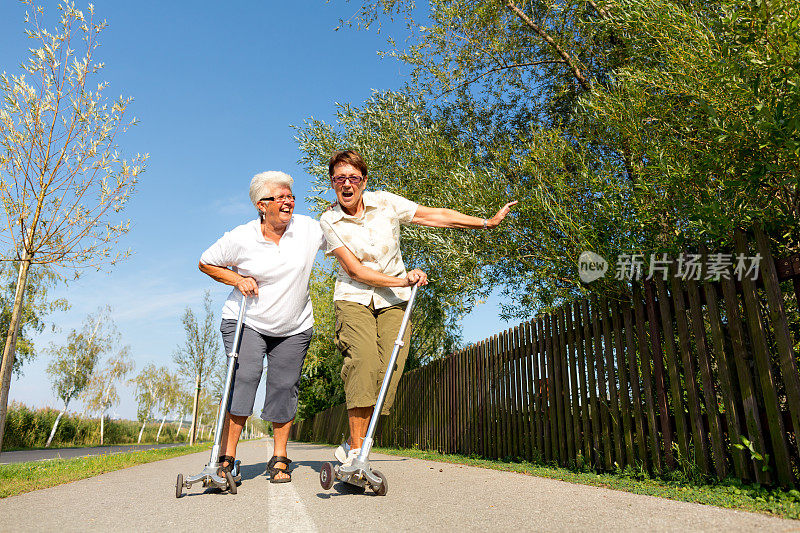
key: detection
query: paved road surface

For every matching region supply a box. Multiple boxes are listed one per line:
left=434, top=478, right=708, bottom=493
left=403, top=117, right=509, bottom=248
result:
left=0, top=438, right=796, bottom=532
left=0, top=443, right=188, bottom=464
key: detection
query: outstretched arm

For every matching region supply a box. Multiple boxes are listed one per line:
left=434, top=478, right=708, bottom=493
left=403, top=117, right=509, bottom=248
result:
left=411, top=201, right=518, bottom=229
left=330, top=246, right=427, bottom=288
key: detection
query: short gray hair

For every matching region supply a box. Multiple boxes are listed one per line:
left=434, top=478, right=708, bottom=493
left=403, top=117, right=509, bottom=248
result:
left=249, top=171, right=294, bottom=209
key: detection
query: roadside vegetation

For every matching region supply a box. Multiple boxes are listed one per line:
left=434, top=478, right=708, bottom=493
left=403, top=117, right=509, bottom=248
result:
left=4, top=403, right=196, bottom=450
left=2, top=403, right=266, bottom=451
left=374, top=446, right=800, bottom=520
left=0, top=443, right=210, bottom=498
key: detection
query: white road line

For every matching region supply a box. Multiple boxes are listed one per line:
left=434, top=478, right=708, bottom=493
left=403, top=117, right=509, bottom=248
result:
left=268, top=478, right=318, bottom=532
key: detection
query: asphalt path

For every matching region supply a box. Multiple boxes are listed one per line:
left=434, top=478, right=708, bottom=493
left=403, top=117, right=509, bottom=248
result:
left=0, top=442, right=188, bottom=464
left=0, top=438, right=796, bottom=532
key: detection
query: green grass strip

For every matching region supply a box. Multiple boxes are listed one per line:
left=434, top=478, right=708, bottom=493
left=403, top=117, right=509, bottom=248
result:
left=372, top=446, right=800, bottom=520
left=0, top=443, right=210, bottom=498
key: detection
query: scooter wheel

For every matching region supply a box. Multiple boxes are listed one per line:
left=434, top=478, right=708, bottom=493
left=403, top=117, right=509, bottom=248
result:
left=372, top=470, right=388, bottom=496
left=225, top=470, right=238, bottom=494
left=320, top=462, right=334, bottom=490
left=175, top=474, right=184, bottom=498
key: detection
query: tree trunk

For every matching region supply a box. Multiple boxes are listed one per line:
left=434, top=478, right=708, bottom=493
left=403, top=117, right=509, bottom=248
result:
left=46, top=401, right=69, bottom=448
left=156, top=415, right=166, bottom=443
left=502, top=0, right=591, bottom=90
left=99, top=383, right=113, bottom=446
left=189, top=374, right=201, bottom=445
left=137, top=419, right=147, bottom=444
left=0, top=257, right=33, bottom=451
left=176, top=416, right=184, bottom=436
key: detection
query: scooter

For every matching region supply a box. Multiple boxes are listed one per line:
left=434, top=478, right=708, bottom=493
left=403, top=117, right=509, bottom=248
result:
left=176, top=296, right=247, bottom=498
left=319, top=284, right=420, bottom=496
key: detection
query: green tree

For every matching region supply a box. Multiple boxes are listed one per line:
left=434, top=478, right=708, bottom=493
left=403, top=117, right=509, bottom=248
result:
left=173, top=292, right=222, bottom=445
left=133, top=364, right=159, bottom=444
left=307, top=0, right=800, bottom=319
left=196, top=390, right=217, bottom=442
left=301, top=0, right=638, bottom=317
left=1, top=263, right=68, bottom=377
left=174, top=386, right=193, bottom=440
left=45, top=307, right=115, bottom=447
left=0, top=0, right=145, bottom=450
left=154, top=370, right=181, bottom=443
left=297, top=91, right=614, bottom=318
left=586, top=0, right=800, bottom=252
left=80, top=346, right=133, bottom=445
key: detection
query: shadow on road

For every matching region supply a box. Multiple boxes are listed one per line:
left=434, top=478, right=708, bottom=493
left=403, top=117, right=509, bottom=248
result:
left=315, top=481, right=382, bottom=499
left=239, top=461, right=268, bottom=481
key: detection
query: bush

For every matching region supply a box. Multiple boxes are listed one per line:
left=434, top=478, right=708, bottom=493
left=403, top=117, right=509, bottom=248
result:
left=2, top=402, right=199, bottom=449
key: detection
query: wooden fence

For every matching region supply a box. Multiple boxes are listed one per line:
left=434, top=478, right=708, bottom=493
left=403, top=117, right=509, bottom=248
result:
left=291, top=226, right=800, bottom=485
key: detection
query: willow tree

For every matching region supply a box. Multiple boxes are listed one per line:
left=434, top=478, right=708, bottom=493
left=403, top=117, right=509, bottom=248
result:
left=586, top=0, right=800, bottom=253
left=1, top=262, right=68, bottom=377
left=300, top=0, right=641, bottom=318
left=174, top=387, right=193, bottom=438
left=173, top=292, right=221, bottom=445
left=0, top=1, right=145, bottom=450
left=45, top=307, right=115, bottom=447
left=133, top=363, right=160, bottom=444
left=312, top=0, right=800, bottom=317
left=154, top=370, right=180, bottom=443
left=81, top=346, right=133, bottom=445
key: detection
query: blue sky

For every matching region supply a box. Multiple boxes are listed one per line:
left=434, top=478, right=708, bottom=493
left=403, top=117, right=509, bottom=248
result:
left=1, top=1, right=510, bottom=419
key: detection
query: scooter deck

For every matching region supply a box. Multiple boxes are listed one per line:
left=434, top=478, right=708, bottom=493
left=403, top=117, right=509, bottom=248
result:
left=320, top=461, right=387, bottom=495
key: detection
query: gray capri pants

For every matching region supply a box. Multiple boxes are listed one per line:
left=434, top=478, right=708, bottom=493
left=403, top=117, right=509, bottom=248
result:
left=220, top=320, right=313, bottom=424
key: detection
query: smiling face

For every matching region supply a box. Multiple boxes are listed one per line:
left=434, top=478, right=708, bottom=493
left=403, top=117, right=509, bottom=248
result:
left=331, top=162, right=367, bottom=216
left=259, top=184, right=294, bottom=229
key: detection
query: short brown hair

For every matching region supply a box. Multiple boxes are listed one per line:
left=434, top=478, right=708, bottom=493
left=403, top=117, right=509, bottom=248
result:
left=328, top=150, right=368, bottom=178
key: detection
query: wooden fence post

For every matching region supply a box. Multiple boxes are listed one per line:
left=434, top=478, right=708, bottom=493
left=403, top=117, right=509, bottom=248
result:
left=670, top=275, right=710, bottom=474
left=735, top=230, right=792, bottom=485
left=566, top=304, right=583, bottom=466
left=582, top=299, right=602, bottom=469
left=685, top=278, right=727, bottom=479
left=755, top=225, right=800, bottom=471
left=601, top=297, right=624, bottom=466
left=612, top=301, right=635, bottom=468
left=654, top=275, right=691, bottom=463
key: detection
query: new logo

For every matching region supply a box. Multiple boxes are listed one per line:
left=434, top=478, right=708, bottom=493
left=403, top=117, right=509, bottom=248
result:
left=578, top=251, right=608, bottom=283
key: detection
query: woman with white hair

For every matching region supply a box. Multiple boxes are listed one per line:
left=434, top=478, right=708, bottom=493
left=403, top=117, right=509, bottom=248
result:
left=198, top=170, right=324, bottom=484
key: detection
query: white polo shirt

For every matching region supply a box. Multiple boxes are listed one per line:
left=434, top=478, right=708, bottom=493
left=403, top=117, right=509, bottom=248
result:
left=320, top=190, right=419, bottom=308
left=199, top=215, right=326, bottom=337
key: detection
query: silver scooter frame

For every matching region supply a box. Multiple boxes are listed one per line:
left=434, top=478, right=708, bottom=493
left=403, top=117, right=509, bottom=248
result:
left=176, top=296, right=247, bottom=497
left=323, top=284, right=419, bottom=494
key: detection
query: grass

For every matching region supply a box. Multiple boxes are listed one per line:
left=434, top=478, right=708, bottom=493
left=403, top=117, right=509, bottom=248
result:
left=371, top=446, right=800, bottom=521
left=1, top=438, right=214, bottom=453
left=0, top=443, right=210, bottom=498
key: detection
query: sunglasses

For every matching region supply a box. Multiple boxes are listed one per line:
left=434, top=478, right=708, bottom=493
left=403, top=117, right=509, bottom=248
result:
left=331, top=175, right=364, bottom=185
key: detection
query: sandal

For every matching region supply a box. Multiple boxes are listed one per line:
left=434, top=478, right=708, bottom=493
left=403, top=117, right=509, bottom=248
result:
left=217, top=455, right=235, bottom=477
left=266, top=455, right=292, bottom=483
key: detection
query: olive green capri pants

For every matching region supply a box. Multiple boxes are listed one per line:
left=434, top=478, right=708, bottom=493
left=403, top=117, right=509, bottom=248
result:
left=334, top=300, right=411, bottom=415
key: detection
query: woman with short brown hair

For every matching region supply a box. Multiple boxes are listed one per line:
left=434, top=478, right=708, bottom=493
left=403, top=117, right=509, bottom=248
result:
left=320, top=149, right=517, bottom=464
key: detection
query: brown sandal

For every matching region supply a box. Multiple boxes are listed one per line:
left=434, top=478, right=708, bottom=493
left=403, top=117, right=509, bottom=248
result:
left=217, top=455, right=235, bottom=477
left=267, top=455, right=292, bottom=483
